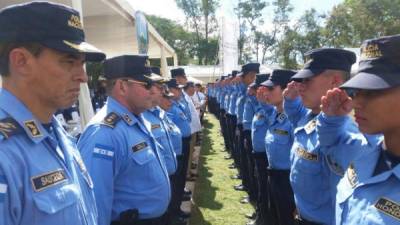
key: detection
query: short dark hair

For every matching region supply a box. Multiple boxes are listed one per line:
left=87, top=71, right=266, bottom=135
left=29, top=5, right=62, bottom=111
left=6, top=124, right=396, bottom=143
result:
left=0, top=42, right=43, bottom=76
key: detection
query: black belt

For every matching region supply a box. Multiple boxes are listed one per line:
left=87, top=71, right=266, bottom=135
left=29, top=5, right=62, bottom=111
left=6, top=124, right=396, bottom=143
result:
left=267, top=168, right=290, bottom=176
left=111, top=216, right=164, bottom=225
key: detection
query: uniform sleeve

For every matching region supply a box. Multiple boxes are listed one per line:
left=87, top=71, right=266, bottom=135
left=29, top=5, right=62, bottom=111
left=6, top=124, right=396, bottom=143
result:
left=317, top=113, right=349, bottom=149
left=0, top=152, right=21, bottom=225
left=283, top=97, right=308, bottom=127
left=78, top=125, right=124, bottom=225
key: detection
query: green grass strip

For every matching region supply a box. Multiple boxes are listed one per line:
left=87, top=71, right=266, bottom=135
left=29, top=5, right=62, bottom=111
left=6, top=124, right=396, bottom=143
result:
left=190, top=114, right=254, bottom=225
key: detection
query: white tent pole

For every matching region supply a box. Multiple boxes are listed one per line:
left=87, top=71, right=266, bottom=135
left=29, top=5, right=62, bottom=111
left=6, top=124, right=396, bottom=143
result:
left=71, top=0, right=95, bottom=127
left=160, top=46, right=169, bottom=77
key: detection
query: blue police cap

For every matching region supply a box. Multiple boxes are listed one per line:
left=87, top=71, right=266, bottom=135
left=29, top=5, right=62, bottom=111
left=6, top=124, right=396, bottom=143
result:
left=341, top=34, right=400, bottom=90
left=232, top=70, right=239, bottom=77
left=262, top=69, right=297, bottom=87
left=151, top=67, right=161, bottom=76
left=292, top=48, right=356, bottom=81
left=166, top=78, right=184, bottom=89
left=184, top=81, right=195, bottom=88
left=238, top=63, right=260, bottom=76
left=162, top=86, right=175, bottom=98
left=171, top=68, right=186, bottom=78
left=0, top=1, right=105, bottom=61
left=104, top=55, right=163, bottom=82
left=249, top=73, right=270, bottom=88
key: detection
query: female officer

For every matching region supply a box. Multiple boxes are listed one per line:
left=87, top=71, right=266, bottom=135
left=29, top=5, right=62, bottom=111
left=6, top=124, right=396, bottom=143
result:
left=333, top=34, right=400, bottom=224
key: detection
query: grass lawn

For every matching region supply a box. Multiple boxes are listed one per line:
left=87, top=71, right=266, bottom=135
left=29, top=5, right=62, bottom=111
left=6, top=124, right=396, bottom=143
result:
left=189, top=114, right=254, bottom=225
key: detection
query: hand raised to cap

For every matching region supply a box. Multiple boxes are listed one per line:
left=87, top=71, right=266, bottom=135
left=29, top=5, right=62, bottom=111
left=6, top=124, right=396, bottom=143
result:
left=283, top=81, right=300, bottom=100
left=321, top=88, right=352, bottom=116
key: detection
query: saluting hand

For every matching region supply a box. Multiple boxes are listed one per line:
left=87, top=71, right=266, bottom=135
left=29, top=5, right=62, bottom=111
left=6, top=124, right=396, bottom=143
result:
left=283, top=81, right=300, bottom=100
left=321, top=88, right=352, bottom=116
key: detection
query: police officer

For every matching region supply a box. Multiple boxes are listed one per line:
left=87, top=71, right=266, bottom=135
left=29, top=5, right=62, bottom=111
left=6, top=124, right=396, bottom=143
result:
left=318, top=35, right=400, bottom=225
left=78, top=55, right=170, bottom=225
left=283, top=48, right=356, bottom=225
left=234, top=63, right=259, bottom=194
left=0, top=2, right=105, bottom=225
left=261, top=69, right=297, bottom=225
left=165, top=78, right=192, bottom=221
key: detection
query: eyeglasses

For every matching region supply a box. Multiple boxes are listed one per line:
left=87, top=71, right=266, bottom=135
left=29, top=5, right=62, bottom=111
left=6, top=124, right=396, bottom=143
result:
left=267, top=86, right=275, bottom=91
left=122, top=79, right=152, bottom=89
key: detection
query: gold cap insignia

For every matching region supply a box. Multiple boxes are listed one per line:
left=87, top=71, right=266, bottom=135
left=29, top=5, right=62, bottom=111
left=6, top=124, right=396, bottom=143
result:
left=67, top=14, right=83, bottom=30
left=361, top=43, right=383, bottom=59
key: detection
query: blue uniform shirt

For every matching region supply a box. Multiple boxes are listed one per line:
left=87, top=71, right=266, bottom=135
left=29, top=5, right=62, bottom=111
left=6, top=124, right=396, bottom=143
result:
left=251, top=103, right=274, bottom=153
left=228, top=85, right=238, bottom=115
left=159, top=109, right=182, bottom=156
left=284, top=97, right=332, bottom=224
left=235, top=83, right=247, bottom=124
left=142, top=108, right=178, bottom=175
left=243, top=95, right=258, bottom=131
left=0, top=89, right=97, bottom=225
left=265, top=109, right=294, bottom=170
left=178, top=95, right=191, bottom=123
left=167, top=101, right=191, bottom=138
left=78, top=97, right=170, bottom=224
left=336, top=144, right=400, bottom=225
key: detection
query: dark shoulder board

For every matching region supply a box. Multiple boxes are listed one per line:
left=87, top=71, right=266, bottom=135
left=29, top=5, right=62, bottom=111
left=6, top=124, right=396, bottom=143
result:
left=0, top=117, right=24, bottom=140
left=101, top=112, right=122, bottom=128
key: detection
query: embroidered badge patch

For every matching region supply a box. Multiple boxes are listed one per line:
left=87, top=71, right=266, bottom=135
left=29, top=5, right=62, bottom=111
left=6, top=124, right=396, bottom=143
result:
left=0, top=175, right=7, bottom=202
left=24, top=120, right=42, bottom=137
left=304, top=119, right=317, bottom=134
left=296, top=147, right=318, bottom=161
left=31, top=169, right=67, bottom=192
left=375, top=197, right=400, bottom=220
left=0, top=117, right=23, bottom=139
left=93, top=144, right=114, bottom=160
left=346, top=163, right=358, bottom=188
left=132, top=142, right=148, bottom=152
left=102, top=112, right=121, bottom=128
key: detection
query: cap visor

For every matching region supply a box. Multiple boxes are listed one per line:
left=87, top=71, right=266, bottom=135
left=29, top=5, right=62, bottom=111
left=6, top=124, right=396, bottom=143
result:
left=43, top=40, right=106, bottom=61
left=145, top=73, right=165, bottom=83
left=291, top=69, right=324, bottom=81
left=260, top=80, right=274, bottom=87
left=340, top=72, right=391, bottom=90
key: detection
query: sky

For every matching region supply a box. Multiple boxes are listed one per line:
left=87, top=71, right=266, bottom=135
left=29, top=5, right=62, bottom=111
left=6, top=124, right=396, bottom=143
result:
left=129, top=0, right=344, bottom=24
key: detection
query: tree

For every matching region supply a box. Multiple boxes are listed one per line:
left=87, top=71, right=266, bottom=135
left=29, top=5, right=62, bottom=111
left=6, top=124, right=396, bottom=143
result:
left=176, top=0, right=220, bottom=65
left=324, top=0, right=400, bottom=47
left=146, top=15, right=196, bottom=65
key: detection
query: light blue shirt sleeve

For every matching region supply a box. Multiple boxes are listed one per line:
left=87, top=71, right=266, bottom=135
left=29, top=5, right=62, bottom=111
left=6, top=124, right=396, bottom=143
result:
left=283, top=97, right=308, bottom=128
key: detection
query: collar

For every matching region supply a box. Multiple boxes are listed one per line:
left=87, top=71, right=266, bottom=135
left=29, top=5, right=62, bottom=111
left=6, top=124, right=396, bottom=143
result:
left=0, top=88, right=52, bottom=143
left=106, top=96, right=138, bottom=126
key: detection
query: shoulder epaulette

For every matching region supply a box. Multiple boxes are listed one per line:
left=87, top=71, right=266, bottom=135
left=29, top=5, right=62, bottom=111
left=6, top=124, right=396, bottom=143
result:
left=0, top=117, right=24, bottom=140
left=101, top=112, right=121, bottom=128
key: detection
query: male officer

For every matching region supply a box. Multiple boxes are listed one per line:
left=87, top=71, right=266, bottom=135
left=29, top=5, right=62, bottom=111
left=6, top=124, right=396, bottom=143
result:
left=261, top=69, right=296, bottom=225
left=78, top=55, right=170, bottom=225
left=0, top=2, right=105, bottom=225
left=333, top=34, right=400, bottom=225
left=234, top=63, right=259, bottom=195
left=283, top=48, right=356, bottom=225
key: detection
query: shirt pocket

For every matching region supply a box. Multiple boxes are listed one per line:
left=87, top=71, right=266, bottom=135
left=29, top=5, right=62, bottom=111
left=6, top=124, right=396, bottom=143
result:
left=130, top=145, right=156, bottom=166
left=33, top=183, right=78, bottom=214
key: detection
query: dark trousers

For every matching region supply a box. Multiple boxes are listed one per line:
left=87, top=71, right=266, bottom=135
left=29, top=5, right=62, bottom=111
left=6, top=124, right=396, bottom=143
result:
left=253, top=153, right=272, bottom=225
left=268, top=169, right=296, bottom=225
left=219, top=109, right=230, bottom=152
left=111, top=215, right=166, bottom=225
left=166, top=155, right=185, bottom=223
left=243, top=130, right=256, bottom=201
left=227, top=115, right=238, bottom=167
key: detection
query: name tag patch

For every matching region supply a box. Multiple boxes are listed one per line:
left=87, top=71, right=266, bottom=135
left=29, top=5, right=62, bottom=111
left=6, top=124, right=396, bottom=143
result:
left=296, top=147, right=318, bottom=161
left=93, top=144, right=114, bottom=160
left=273, top=128, right=289, bottom=135
left=132, top=142, right=148, bottom=152
left=31, top=169, right=67, bottom=192
left=0, top=175, right=7, bottom=202
left=375, top=197, right=400, bottom=220
left=304, top=119, right=316, bottom=134
left=151, top=124, right=161, bottom=130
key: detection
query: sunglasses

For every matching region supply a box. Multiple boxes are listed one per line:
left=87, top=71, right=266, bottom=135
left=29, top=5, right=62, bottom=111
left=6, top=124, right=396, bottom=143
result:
left=122, top=79, right=152, bottom=90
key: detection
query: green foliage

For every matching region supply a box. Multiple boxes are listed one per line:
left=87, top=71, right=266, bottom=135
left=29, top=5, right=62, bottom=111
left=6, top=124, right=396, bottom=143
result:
left=85, top=62, right=104, bottom=88
left=146, top=15, right=196, bottom=65
left=324, top=0, right=400, bottom=47
left=175, top=0, right=220, bottom=65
